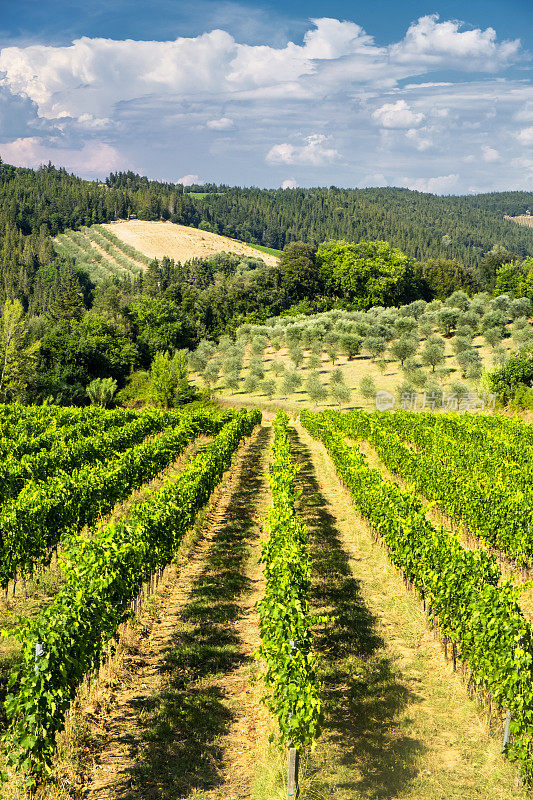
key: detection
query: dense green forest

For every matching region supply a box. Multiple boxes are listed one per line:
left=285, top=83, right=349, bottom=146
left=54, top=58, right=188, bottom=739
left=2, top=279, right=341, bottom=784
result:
left=190, top=186, right=533, bottom=267
left=1, top=158, right=533, bottom=405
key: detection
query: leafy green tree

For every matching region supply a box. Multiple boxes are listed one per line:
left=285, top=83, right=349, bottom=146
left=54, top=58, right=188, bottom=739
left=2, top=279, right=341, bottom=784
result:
left=149, top=350, right=192, bottom=407
left=282, top=370, right=301, bottom=395
left=437, top=307, right=460, bottom=337
left=289, top=344, right=304, bottom=369
left=318, top=240, right=421, bottom=309
left=421, top=335, right=446, bottom=372
left=86, top=377, right=117, bottom=407
left=305, top=371, right=328, bottom=405
left=390, top=336, right=418, bottom=366
left=340, top=333, right=362, bottom=360
left=0, top=299, right=40, bottom=400
left=261, top=378, right=277, bottom=398
left=203, top=359, right=220, bottom=389
left=330, top=380, right=351, bottom=405
left=488, top=353, right=533, bottom=402
left=243, top=373, right=258, bottom=393
left=359, top=375, right=376, bottom=399
left=362, top=336, right=386, bottom=360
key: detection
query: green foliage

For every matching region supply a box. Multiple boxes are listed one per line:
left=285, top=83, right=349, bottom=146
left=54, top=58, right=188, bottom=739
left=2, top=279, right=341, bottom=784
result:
left=389, top=336, right=418, bottom=365
left=487, top=354, right=533, bottom=402
left=302, top=409, right=533, bottom=783
left=317, top=240, right=420, bottom=309
left=2, top=408, right=260, bottom=784
left=421, top=335, right=446, bottom=372
left=359, top=375, right=376, bottom=399
left=258, top=411, right=322, bottom=749
left=305, top=371, right=328, bottom=405
left=86, top=377, right=117, bottom=407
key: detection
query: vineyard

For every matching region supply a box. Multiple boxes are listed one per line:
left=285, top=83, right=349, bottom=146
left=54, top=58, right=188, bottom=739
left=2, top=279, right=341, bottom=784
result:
left=1, top=403, right=533, bottom=799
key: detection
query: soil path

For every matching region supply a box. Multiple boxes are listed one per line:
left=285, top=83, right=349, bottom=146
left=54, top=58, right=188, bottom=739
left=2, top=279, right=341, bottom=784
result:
left=291, top=421, right=528, bottom=800
left=80, top=424, right=272, bottom=800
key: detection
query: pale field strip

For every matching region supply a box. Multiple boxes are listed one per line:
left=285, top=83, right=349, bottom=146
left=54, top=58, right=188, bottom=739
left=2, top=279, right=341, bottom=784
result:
left=102, top=220, right=280, bottom=267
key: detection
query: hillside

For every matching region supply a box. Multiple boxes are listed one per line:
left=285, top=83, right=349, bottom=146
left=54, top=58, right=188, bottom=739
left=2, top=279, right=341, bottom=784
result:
left=102, top=220, right=280, bottom=266
left=53, top=220, right=279, bottom=283
left=188, top=186, right=533, bottom=267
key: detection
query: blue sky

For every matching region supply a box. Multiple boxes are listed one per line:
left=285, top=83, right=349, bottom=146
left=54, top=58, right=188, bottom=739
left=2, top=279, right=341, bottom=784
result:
left=0, top=0, right=532, bottom=193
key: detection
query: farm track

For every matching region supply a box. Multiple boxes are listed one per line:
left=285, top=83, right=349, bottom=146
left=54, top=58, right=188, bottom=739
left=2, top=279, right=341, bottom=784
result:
left=77, top=424, right=272, bottom=800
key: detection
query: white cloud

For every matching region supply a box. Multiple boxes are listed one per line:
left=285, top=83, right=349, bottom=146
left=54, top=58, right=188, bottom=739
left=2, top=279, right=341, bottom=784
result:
left=517, top=127, right=533, bottom=146
left=266, top=134, right=339, bottom=166
left=206, top=117, right=234, bottom=130
left=281, top=178, right=298, bottom=189
left=390, top=14, right=521, bottom=71
left=373, top=100, right=424, bottom=129
left=405, top=128, right=432, bottom=151
left=178, top=173, right=201, bottom=185
left=405, top=173, right=460, bottom=194
left=482, top=145, right=501, bottom=162
left=0, top=15, right=529, bottom=190
left=0, top=137, right=124, bottom=175
left=0, top=15, right=521, bottom=126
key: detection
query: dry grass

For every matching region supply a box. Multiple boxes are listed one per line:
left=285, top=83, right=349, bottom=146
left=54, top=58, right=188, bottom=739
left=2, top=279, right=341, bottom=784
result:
left=102, top=221, right=280, bottom=267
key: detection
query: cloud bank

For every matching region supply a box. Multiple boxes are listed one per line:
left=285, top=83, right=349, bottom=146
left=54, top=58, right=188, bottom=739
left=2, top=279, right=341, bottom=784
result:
left=0, top=13, right=530, bottom=192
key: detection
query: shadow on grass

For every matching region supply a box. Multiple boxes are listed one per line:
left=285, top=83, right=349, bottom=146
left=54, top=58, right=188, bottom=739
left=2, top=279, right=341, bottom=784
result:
left=289, top=430, right=424, bottom=800
left=121, top=425, right=271, bottom=800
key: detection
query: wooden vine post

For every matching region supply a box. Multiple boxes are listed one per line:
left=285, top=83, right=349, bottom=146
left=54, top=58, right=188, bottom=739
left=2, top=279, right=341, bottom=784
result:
left=287, top=639, right=300, bottom=798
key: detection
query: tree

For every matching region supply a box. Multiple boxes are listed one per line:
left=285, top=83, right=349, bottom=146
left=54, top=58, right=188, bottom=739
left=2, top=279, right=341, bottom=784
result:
left=282, top=370, right=301, bottom=395
left=456, top=348, right=482, bottom=379
left=203, top=359, right=220, bottom=389
left=318, top=240, right=423, bottom=310
left=340, top=333, right=362, bottom=360
left=359, top=375, right=376, bottom=399
left=243, top=373, right=258, bottom=393
left=149, top=350, right=192, bottom=407
left=261, top=378, right=276, bottom=398
left=488, top=353, right=533, bottom=402
left=289, top=344, right=304, bottom=369
left=305, top=371, right=328, bottom=405
left=436, top=307, right=460, bottom=337
left=330, top=380, right=351, bottom=405
left=421, top=335, right=445, bottom=372
left=362, top=336, right=386, bottom=360
left=390, top=336, right=418, bottom=366
left=226, top=370, right=241, bottom=394
left=86, top=377, right=117, bottom=407
left=0, top=299, right=40, bottom=400
left=277, top=242, right=322, bottom=304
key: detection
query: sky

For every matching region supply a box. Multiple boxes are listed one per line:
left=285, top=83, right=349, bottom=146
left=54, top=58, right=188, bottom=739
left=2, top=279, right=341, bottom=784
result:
left=0, top=0, right=532, bottom=193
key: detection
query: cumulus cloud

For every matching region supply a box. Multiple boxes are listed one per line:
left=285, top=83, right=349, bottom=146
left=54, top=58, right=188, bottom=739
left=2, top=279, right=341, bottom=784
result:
left=281, top=178, right=298, bottom=189
left=482, top=145, right=501, bottom=162
left=0, top=14, right=529, bottom=189
left=178, top=173, right=201, bottom=185
left=266, top=134, right=339, bottom=166
left=0, top=15, right=522, bottom=125
left=390, top=14, right=521, bottom=71
left=0, top=137, right=125, bottom=175
left=373, top=100, right=424, bottom=129
left=405, top=174, right=460, bottom=194
left=206, top=117, right=234, bottom=130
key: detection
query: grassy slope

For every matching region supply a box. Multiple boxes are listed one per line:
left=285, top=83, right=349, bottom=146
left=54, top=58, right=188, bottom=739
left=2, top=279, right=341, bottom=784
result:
left=196, top=333, right=512, bottom=414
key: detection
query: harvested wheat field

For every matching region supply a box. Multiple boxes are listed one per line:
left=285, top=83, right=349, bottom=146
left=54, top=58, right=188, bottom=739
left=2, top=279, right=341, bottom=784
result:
left=102, top=220, right=280, bottom=266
